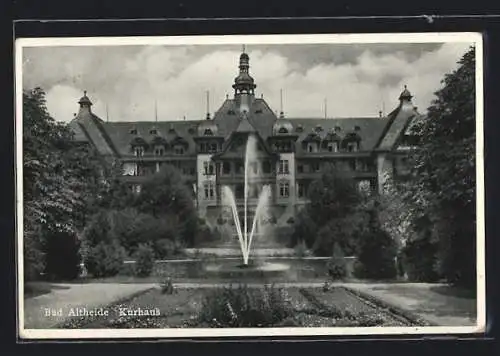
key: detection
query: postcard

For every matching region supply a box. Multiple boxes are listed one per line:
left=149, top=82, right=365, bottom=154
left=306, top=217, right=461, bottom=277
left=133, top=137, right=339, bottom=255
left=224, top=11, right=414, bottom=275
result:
left=16, top=32, right=485, bottom=339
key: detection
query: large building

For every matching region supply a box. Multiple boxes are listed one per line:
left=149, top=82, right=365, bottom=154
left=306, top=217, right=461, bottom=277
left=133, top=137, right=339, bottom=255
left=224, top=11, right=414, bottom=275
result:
left=69, top=50, right=421, bottom=226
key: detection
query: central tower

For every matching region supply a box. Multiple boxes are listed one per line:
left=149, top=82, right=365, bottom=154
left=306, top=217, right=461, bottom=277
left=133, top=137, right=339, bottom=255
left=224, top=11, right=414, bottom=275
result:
left=233, top=48, right=256, bottom=114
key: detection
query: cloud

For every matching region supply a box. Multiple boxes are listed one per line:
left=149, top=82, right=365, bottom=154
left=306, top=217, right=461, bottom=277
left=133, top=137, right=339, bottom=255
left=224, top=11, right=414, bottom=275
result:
left=22, top=42, right=472, bottom=122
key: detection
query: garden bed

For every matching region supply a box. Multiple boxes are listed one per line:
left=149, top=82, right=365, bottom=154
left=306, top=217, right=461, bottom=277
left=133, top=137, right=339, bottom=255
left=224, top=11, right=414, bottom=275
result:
left=58, top=285, right=420, bottom=329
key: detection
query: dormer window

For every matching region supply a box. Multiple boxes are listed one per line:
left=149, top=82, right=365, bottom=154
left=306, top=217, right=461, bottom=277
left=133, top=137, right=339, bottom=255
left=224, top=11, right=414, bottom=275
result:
left=278, top=127, right=288, bottom=134
left=150, top=129, right=158, bottom=135
left=208, top=142, right=218, bottom=153
left=315, top=125, right=323, bottom=133
left=334, top=126, right=341, bottom=133
left=354, top=125, right=361, bottom=132
left=130, top=129, right=138, bottom=135
left=188, top=126, right=196, bottom=134
left=295, top=125, right=304, bottom=133
left=168, top=128, right=176, bottom=134
left=134, top=146, right=145, bottom=157
left=204, top=128, right=214, bottom=136
left=327, top=142, right=339, bottom=152
left=255, top=109, right=263, bottom=114
left=347, top=142, right=359, bottom=152
left=227, top=110, right=236, bottom=115
left=154, top=146, right=164, bottom=156
left=307, top=142, right=318, bottom=153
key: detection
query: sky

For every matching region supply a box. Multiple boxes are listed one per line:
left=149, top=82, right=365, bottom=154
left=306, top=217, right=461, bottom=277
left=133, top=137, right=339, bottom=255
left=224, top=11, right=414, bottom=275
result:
left=22, top=41, right=473, bottom=123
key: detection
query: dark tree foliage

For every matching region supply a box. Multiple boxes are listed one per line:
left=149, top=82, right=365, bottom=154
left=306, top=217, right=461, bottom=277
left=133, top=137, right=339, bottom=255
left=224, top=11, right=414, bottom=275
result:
left=408, top=47, right=476, bottom=288
left=132, top=164, right=199, bottom=247
left=291, top=164, right=365, bottom=257
left=23, top=88, right=105, bottom=280
left=354, top=202, right=398, bottom=280
left=133, top=243, right=155, bottom=277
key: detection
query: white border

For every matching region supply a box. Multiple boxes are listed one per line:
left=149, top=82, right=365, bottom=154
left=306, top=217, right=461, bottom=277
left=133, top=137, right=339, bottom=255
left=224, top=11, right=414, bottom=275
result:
left=15, top=32, right=485, bottom=340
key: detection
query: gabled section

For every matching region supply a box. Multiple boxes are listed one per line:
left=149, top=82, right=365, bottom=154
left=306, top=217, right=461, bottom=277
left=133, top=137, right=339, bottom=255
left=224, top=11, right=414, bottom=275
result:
left=235, top=114, right=257, bottom=133
left=375, top=85, right=419, bottom=151
left=69, top=91, right=117, bottom=156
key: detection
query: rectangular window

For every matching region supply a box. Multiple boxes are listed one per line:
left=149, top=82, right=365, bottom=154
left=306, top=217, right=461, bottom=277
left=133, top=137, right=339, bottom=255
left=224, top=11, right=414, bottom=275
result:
left=298, top=183, right=305, bottom=198
left=235, top=160, right=244, bottom=174
left=134, top=146, right=144, bottom=157
left=203, top=161, right=215, bottom=175
left=222, top=161, right=231, bottom=174
left=278, top=160, right=289, bottom=174
left=313, top=161, right=320, bottom=172
left=297, top=164, right=303, bottom=173
left=203, top=182, right=215, bottom=200
left=262, top=160, right=271, bottom=174
left=279, top=182, right=290, bottom=198
left=154, top=147, right=164, bottom=156
left=174, top=146, right=185, bottom=155
left=349, top=159, right=356, bottom=171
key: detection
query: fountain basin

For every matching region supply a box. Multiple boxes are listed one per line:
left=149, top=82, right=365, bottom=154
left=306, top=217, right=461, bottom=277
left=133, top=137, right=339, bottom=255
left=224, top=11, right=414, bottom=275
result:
left=203, top=260, right=291, bottom=280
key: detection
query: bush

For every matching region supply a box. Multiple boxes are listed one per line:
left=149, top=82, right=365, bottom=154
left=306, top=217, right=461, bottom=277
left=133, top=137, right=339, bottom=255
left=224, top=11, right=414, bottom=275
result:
left=327, top=243, right=347, bottom=280
left=44, top=231, right=81, bottom=280
left=294, top=240, right=310, bottom=258
left=24, top=227, right=45, bottom=281
left=355, top=227, right=397, bottom=280
left=154, top=239, right=180, bottom=259
left=198, top=284, right=292, bottom=327
left=133, top=243, right=155, bottom=277
left=86, top=240, right=127, bottom=278
left=355, top=206, right=398, bottom=280
left=401, top=237, right=440, bottom=282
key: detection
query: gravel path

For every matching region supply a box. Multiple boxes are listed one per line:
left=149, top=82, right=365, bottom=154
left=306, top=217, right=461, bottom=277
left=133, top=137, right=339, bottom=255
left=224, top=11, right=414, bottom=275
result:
left=23, top=283, right=156, bottom=329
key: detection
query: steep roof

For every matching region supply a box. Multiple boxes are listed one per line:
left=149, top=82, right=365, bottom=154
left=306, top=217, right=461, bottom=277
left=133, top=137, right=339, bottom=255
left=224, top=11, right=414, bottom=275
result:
left=375, top=102, right=419, bottom=151
left=100, top=120, right=204, bottom=156
left=288, top=117, right=390, bottom=154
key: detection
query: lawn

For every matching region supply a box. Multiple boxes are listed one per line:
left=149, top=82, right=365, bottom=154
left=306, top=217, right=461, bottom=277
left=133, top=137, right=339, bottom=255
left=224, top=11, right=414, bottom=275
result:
left=57, top=285, right=422, bottom=329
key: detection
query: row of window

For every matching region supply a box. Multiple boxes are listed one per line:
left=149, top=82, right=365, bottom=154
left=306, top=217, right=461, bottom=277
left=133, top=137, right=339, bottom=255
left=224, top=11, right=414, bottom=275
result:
left=201, top=182, right=292, bottom=200
left=133, top=145, right=185, bottom=157
left=297, top=159, right=370, bottom=173
left=132, top=140, right=360, bottom=157
left=303, top=141, right=359, bottom=153
left=125, top=158, right=370, bottom=178
left=201, top=160, right=291, bottom=176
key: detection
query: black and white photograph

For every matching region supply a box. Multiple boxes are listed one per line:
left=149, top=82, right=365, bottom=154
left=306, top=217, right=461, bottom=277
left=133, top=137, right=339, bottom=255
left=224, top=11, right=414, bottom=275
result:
left=16, top=33, right=485, bottom=339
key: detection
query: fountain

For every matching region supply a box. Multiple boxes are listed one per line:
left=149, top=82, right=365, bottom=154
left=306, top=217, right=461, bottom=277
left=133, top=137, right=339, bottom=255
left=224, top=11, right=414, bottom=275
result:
left=204, top=134, right=290, bottom=279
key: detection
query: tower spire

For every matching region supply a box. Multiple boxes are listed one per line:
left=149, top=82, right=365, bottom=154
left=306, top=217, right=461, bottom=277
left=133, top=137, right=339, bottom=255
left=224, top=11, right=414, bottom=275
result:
left=154, top=99, right=158, bottom=122
left=206, top=90, right=211, bottom=120
left=279, top=89, right=284, bottom=118
left=324, top=97, right=327, bottom=119
left=232, top=49, right=256, bottom=98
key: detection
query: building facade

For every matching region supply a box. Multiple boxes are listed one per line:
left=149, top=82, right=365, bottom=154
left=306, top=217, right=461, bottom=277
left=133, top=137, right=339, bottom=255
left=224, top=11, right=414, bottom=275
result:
left=69, top=50, right=421, bottom=226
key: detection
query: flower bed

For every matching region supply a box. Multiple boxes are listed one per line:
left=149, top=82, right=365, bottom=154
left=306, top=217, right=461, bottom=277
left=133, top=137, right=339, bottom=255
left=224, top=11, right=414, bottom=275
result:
left=58, top=285, right=419, bottom=329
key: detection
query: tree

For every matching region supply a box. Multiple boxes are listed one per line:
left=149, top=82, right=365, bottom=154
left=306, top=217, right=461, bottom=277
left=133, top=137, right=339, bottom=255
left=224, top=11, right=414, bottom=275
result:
left=23, top=87, right=108, bottom=280
left=132, top=164, right=199, bottom=246
left=355, top=201, right=398, bottom=280
left=306, top=164, right=361, bottom=227
left=407, top=47, right=476, bottom=288
left=291, top=164, right=365, bottom=257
